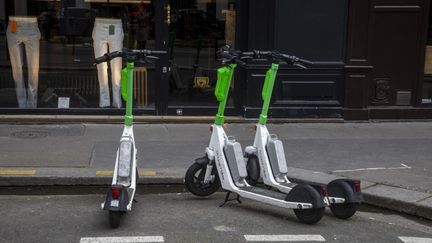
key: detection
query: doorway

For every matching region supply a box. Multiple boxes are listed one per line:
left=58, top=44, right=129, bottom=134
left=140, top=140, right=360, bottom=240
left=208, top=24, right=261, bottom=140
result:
left=158, top=0, right=238, bottom=116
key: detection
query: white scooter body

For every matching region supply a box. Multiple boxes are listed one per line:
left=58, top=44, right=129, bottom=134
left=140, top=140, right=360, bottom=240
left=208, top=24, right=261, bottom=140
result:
left=101, top=125, right=137, bottom=211
left=245, top=124, right=344, bottom=205
left=204, top=124, right=313, bottom=209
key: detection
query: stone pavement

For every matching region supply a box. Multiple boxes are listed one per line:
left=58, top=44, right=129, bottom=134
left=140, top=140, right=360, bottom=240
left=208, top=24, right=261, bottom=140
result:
left=0, top=121, right=431, bottom=220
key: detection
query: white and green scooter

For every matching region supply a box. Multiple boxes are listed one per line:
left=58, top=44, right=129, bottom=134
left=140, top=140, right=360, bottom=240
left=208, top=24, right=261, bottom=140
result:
left=244, top=51, right=363, bottom=220
left=95, top=48, right=166, bottom=228
left=184, top=46, right=326, bottom=224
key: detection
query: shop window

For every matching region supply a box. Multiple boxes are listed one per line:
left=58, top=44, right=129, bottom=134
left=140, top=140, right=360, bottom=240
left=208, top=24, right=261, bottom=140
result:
left=168, top=0, right=236, bottom=106
left=0, top=0, right=156, bottom=110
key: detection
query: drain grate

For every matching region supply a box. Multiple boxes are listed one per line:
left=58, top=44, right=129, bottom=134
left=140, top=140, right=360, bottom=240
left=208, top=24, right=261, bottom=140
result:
left=10, top=131, right=50, bottom=139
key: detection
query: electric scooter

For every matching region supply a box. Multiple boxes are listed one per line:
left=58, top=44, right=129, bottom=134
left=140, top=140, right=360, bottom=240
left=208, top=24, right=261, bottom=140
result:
left=95, top=48, right=166, bottom=228
left=184, top=46, right=326, bottom=224
left=243, top=51, right=363, bottom=220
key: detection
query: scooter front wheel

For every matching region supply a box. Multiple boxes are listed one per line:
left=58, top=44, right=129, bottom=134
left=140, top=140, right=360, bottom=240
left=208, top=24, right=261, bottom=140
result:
left=185, top=162, right=221, bottom=196
left=246, top=155, right=260, bottom=186
left=287, top=184, right=325, bottom=224
left=109, top=211, right=122, bottom=228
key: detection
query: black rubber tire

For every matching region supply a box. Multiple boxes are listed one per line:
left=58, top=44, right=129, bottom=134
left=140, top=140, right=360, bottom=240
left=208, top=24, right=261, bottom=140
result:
left=109, top=211, right=122, bottom=228
left=294, top=207, right=325, bottom=225
left=328, top=180, right=360, bottom=219
left=330, top=203, right=359, bottom=219
left=246, top=156, right=260, bottom=186
left=185, top=162, right=220, bottom=197
left=287, top=184, right=325, bottom=224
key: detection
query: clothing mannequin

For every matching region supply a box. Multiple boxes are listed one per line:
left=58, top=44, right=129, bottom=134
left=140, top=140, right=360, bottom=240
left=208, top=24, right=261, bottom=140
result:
left=6, top=16, right=41, bottom=108
left=92, top=0, right=124, bottom=108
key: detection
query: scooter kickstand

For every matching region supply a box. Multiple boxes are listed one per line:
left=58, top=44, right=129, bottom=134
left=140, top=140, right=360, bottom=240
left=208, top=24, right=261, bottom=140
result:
left=219, top=191, right=242, bottom=207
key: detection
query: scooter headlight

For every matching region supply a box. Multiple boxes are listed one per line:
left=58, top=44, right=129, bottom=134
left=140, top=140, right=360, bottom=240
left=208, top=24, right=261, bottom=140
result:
left=118, top=141, right=133, bottom=178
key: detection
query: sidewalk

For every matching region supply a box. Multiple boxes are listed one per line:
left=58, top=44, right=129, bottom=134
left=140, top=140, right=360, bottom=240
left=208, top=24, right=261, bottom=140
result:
left=0, top=122, right=431, bottom=220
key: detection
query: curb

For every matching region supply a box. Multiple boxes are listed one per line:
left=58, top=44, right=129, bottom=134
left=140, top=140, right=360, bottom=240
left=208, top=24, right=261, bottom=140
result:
left=0, top=115, right=344, bottom=124
left=0, top=166, right=431, bottom=221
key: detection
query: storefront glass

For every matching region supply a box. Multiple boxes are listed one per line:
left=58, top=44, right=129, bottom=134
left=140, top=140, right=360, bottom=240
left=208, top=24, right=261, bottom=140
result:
left=168, top=0, right=236, bottom=107
left=0, top=0, right=157, bottom=110
left=0, top=0, right=237, bottom=113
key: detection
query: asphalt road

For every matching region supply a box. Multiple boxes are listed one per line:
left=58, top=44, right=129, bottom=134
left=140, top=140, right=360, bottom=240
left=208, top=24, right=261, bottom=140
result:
left=0, top=192, right=431, bottom=243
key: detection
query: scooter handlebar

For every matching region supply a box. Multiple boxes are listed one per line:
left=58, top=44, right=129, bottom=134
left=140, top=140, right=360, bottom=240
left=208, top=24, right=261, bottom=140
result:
left=280, top=53, right=314, bottom=66
left=94, top=51, right=123, bottom=65
left=217, top=46, right=266, bottom=65
left=94, top=49, right=167, bottom=65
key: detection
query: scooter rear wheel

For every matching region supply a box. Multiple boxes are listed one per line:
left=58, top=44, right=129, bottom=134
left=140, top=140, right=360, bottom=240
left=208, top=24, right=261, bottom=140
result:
left=109, top=211, right=122, bottom=228
left=328, top=180, right=360, bottom=219
left=246, top=155, right=260, bottom=186
left=330, top=203, right=359, bottom=219
left=185, top=162, right=221, bottom=196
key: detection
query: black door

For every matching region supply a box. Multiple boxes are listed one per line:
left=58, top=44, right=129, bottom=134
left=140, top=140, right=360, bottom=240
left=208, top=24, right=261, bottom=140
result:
left=156, top=0, right=239, bottom=116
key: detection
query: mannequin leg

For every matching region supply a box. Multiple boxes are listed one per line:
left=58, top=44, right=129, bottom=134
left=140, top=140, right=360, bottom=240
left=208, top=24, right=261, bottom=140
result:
left=109, top=27, right=124, bottom=109
left=24, top=26, right=41, bottom=108
left=93, top=27, right=110, bottom=108
left=7, top=30, right=26, bottom=108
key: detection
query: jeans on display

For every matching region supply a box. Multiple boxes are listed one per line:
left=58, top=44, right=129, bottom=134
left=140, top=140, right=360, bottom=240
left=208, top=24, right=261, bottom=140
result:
left=6, top=18, right=41, bottom=108
left=92, top=18, right=124, bottom=108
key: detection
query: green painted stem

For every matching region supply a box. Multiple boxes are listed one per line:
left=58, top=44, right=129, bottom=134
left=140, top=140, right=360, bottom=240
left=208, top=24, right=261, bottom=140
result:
left=214, top=64, right=236, bottom=125
left=125, top=62, right=134, bottom=126
left=259, top=63, right=279, bottom=125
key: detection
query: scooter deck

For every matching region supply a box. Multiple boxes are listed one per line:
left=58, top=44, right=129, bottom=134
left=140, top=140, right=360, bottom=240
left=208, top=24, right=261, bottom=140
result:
left=278, top=182, right=297, bottom=189
left=239, top=186, right=286, bottom=200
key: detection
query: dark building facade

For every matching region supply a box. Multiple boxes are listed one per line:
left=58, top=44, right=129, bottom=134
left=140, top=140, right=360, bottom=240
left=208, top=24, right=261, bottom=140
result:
left=344, top=0, right=432, bottom=119
left=0, top=0, right=431, bottom=120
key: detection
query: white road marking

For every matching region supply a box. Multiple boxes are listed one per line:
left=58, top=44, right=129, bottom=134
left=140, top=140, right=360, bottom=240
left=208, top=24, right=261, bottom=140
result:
left=333, top=163, right=411, bottom=173
left=244, top=234, right=326, bottom=242
left=213, top=225, right=236, bottom=232
left=399, top=236, right=432, bottom=243
left=80, top=236, right=164, bottom=243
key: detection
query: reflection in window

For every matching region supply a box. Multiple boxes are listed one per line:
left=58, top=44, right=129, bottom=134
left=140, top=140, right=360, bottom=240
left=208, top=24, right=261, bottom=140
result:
left=0, top=0, right=156, bottom=109
left=168, top=0, right=236, bottom=106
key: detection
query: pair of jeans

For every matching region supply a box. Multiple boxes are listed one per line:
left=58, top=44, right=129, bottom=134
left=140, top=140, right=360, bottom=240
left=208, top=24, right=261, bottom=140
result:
left=92, top=18, right=124, bottom=108
left=6, top=18, right=41, bottom=108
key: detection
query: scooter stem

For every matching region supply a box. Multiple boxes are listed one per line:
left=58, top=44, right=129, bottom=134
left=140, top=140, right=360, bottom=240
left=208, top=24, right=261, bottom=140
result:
left=125, top=61, right=134, bottom=126
left=214, top=64, right=236, bottom=125
left=259, top=63, right=279, bottom=125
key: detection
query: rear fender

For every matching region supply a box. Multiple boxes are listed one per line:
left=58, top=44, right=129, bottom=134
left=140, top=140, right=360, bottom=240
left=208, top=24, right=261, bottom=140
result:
left=103, top=185, right=129, bottom=212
